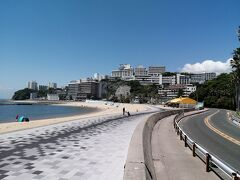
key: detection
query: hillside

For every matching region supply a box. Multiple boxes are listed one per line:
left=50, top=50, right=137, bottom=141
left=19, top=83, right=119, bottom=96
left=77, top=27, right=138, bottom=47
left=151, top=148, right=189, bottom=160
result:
left=189, top=73, right=235, bottom=110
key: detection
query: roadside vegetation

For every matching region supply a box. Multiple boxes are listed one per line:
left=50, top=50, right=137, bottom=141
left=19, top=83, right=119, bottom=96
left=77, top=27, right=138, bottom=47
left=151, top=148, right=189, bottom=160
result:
left=230, top=26, right=240, bottom=111
left=190, top=26, right=240, bottom=111
left=189, top=73, right=235, bottom=110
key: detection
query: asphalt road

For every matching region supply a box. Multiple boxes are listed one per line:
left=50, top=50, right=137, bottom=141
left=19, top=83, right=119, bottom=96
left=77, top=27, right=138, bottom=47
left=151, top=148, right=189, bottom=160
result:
left=178, top=109, right=240, bottom=172
left=151, top=115, right=218, bottom=180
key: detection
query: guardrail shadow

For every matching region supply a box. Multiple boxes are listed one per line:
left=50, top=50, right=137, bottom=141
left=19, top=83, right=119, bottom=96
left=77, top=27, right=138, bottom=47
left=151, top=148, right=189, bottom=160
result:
left=174, top=112, right=240, bottom=180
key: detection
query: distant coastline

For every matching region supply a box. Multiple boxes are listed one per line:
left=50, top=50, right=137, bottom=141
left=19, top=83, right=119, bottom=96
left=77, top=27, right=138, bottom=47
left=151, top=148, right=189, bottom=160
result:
left=0, top=101, right=149, bottom=134
left=0, top=99, right=66, bottom=105
left=0, top=101, right=99, bottom=123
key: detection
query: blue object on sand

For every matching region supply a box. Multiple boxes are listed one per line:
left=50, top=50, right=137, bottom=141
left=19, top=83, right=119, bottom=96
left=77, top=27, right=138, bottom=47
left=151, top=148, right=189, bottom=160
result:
left=18, top=116, right=24, bottom=122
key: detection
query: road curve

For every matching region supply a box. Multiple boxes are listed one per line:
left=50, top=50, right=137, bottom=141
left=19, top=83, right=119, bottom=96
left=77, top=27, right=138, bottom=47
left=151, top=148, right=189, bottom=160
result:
left=178, top=109, right=240, bottom=172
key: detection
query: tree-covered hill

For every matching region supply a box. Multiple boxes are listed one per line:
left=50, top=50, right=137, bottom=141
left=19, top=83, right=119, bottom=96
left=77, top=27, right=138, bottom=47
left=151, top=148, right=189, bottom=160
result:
left=12, top=88, right=37, bottom=100
left=12, top=88, right=66, bottom=100
left=101, top=79, right=160, bottom=103
left=189, top=73, right=235, bottom=110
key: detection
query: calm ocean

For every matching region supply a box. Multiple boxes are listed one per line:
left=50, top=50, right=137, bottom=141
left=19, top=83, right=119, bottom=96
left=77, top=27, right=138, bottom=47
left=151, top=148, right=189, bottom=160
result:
left=0, top=104, right=97, bottom=123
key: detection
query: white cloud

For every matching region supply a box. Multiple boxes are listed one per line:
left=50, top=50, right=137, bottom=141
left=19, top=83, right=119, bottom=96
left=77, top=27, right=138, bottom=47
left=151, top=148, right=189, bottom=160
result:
left=180, top=59, right=232, bottom=75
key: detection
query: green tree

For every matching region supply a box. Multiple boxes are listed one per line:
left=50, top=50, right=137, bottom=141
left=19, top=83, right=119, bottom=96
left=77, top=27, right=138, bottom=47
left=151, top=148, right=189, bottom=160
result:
left=162, top=72, right=176, bottom=76
left=231, top=26, right=240, bottom=110
left=48, top=88, right=56, bottom=94
left=189, top=73, right=235, bottom=110
left=59, top=94, right=67, bottom=100
left=38, top=90, right=47, bottom=98
left=12, top=88, right=36, bottom=100
left=100, top=79, right=160, bottom=103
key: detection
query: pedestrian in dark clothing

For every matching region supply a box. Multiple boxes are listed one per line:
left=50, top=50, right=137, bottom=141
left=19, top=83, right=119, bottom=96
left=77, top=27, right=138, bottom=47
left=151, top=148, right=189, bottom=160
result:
left=123, top=107, right=125, bottom=115
left=16, top=115, right=19, bottom=121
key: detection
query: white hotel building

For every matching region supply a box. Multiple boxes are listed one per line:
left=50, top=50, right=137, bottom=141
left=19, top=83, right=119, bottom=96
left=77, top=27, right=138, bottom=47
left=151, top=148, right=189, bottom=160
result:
left=111, top=64, right=166, bottom=84
left=110, top=64, right=217, bottom=101
left=28, top=81, right=38, bottom=91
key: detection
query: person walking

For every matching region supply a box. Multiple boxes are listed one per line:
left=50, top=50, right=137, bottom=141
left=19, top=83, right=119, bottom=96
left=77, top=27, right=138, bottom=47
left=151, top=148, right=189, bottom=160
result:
left=123, top=107, right=125, bottom=115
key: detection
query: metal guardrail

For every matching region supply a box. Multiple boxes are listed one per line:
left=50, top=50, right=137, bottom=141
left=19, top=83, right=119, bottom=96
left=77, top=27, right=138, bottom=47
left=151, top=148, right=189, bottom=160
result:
left=231, top=113, right=240, bottom=127
left=173, top=112, right=240, bottom=180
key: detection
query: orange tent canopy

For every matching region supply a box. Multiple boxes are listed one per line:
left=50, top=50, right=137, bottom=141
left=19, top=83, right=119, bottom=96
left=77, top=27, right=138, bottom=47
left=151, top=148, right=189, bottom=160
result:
left=167, top=97, right=197, bottom=105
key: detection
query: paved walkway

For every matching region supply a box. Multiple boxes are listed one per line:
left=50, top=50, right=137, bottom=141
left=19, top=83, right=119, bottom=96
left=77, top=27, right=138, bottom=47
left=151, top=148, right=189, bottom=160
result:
left=0, top=113, right=152, bottom=180
left=151, top=115, right=218, bottom=180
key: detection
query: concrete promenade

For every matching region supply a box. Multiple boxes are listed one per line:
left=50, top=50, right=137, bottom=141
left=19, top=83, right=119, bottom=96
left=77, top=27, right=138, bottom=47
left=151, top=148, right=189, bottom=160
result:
left=151, top=114, right=218, bottom=180
left=0, top=112, right=153, bottom=180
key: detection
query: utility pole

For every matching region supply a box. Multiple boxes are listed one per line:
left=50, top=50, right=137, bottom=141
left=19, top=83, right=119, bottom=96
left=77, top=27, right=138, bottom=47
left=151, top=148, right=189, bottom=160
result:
left=238, top=26, right=240, bottom=42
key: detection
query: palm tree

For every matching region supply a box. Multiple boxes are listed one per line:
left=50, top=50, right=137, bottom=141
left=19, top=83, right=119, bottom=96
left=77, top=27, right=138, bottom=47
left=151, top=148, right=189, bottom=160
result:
left=231, top=47, right=240, bottom=110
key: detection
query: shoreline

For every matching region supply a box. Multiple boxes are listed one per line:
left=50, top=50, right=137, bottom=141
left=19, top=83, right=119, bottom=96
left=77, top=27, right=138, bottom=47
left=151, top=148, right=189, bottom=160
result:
left=0, top=104, right=100, bottom=123
left=0, top=101, right=150, bottom=135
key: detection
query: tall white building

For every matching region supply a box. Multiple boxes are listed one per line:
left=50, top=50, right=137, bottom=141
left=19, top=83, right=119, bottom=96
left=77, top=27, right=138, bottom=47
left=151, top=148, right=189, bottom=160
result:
left=176, top=74, right=190, bottom=84
left=148, top=66, right=165, bottom=76
left=39, top=85, right=48, bottom=91
left=158, top=84, right=196, bottom=102
left=204, top=73, right=216, bottom=81
left=177, top=73, right=216, bottom=84
left=111, top=64, right=134, bottom=80
left=28, top=81, right=38, bottom=90
left=48, top=82, right=57, bottom=89
left=111, top=64, right=167, bottom=84
left=68, top=79, right=99, bottom=100
left=134, top=65, right=148, bottom=76
left=159, top=74, right=176, bottom=86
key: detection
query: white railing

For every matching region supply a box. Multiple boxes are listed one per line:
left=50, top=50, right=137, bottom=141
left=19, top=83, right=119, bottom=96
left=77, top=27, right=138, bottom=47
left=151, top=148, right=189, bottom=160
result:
left=231, top=113, right=240, bottom=127
left=174, top=112, right=240, bottom=180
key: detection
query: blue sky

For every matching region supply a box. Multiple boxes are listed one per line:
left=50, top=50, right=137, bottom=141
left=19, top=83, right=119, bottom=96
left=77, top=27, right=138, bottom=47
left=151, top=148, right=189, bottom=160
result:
left=0, top=0, right=240, bottom=98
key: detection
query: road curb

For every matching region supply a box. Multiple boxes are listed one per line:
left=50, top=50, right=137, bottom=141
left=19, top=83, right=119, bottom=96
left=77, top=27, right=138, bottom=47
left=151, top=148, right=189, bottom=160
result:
left=123, top=108, right=194, bottom=180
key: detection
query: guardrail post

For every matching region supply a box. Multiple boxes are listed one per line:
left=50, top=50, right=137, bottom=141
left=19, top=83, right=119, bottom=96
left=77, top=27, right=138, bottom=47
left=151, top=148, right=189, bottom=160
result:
left=192, top=143, right=196, bottom=157
left=184, top=135, right=187, bottom=147
left=206, top=153, right=210, bottom=172
left=232, top=173, right=238, bottom=180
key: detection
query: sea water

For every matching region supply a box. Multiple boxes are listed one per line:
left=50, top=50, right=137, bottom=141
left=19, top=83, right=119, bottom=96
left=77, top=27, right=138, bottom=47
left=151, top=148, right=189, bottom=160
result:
left=0, top=104, right=96, bottom=123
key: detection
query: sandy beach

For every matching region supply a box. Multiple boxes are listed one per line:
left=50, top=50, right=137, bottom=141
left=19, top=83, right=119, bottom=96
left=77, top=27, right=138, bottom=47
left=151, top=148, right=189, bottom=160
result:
left=0, top=101, right=150, bottom=134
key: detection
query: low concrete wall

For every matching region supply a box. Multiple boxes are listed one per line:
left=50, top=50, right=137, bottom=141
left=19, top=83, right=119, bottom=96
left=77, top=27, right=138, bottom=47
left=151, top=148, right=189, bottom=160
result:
left=124, top=108, right=195, bottom=180
left=123, top=110, right=182, bottom=180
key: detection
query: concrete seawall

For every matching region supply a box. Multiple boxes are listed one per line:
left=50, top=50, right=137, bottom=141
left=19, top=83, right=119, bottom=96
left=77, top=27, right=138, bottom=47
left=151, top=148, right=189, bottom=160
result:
left=123, top=110, right=180, bottom=180
left=123, top=109, right=194, bottom=180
